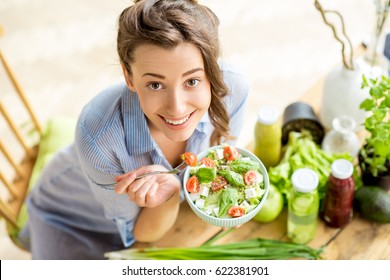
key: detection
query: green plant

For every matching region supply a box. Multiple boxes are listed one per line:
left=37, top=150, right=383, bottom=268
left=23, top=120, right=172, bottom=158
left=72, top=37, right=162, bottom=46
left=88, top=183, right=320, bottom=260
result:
left=359, top=75, right=390, bottom=177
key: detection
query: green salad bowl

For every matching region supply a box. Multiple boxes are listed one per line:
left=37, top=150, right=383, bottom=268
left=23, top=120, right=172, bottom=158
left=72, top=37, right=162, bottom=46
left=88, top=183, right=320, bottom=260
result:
left=183, top=145, right=269, bottom=227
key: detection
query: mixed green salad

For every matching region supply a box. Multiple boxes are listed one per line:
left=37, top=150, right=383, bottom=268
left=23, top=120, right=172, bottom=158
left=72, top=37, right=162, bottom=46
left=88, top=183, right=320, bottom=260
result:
left=184, top=145, right=266, bottom=219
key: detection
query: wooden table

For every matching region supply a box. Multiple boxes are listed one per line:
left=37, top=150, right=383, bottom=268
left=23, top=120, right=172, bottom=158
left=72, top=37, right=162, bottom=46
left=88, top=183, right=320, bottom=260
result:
left=131, top=77, right=390, bottom=260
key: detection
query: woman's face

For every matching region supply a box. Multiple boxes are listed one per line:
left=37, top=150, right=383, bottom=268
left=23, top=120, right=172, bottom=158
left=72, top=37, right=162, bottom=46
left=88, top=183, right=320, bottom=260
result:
left=124, top=42, right=211, bottom=142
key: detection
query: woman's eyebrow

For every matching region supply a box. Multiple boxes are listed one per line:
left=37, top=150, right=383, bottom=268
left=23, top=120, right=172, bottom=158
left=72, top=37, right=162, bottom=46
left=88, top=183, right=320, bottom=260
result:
left=142, top=68, right=203, bottom=79
left=182, top=67, right=204, bottom=77
left=142, top=73, right=165, bottom=79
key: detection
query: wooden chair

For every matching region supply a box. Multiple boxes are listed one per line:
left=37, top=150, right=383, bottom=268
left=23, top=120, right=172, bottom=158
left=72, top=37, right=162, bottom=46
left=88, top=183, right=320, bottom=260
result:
left=0, top=25, right=42, bottom=246
left=1, top=26, right=77, bottom=249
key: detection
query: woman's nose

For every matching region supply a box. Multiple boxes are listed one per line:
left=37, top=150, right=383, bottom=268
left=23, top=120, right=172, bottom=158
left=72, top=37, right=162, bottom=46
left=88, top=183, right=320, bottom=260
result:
left=166, top=87, right=187, bottom=115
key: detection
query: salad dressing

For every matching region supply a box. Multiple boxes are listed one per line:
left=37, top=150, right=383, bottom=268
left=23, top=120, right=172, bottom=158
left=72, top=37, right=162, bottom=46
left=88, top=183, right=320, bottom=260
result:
left=254, top=106, right=281, bottom=169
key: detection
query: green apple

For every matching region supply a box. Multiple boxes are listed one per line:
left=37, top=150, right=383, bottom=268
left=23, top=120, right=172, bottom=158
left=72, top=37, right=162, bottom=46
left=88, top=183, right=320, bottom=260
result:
left=253, top=184, right=284, bottom=223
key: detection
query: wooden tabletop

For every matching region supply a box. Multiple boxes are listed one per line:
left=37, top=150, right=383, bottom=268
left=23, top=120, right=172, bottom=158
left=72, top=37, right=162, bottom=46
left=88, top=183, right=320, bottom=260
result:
left=131, top=75, right=390, bottom=260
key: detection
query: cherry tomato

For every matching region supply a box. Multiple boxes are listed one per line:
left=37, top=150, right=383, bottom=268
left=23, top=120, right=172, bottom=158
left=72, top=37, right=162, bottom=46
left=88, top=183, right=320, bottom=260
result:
left=223, top=146, right=239, bottom=161
left=228, top=206, right=245, bottom=217
left=181, top=152, right=198, bottom=167
left=244, top=170, right=261, bottom=185
left=199, top=157, right=216, bottom=167
left=186, top=175, right=200, bottom=193
left=211, top=175, right=228, bottom=192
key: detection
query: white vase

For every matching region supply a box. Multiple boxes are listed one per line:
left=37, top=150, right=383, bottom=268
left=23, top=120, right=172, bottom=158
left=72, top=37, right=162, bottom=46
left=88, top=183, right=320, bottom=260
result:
left=320, top=64, right=369, bottom=131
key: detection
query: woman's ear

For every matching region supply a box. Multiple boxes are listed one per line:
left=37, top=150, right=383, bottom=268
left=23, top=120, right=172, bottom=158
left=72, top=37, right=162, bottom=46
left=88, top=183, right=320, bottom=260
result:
left=121, top=64, right=137, bottom=92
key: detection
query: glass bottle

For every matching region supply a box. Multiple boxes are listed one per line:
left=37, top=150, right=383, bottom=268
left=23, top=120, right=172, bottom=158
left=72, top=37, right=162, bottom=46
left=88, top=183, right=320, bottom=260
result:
left=323, top=159, right=355, bottom=228
left=321, top=116, right=360, bottom=157
left=254, top=106, right=281, bottom=169
left=288, top=168, right=319, bottom=244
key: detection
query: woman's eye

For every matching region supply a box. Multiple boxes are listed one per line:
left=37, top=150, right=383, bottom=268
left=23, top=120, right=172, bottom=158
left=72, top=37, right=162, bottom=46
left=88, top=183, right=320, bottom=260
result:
left=148, top=82, right=162, bottom=90
left=186, top=79, right=199, bottom=87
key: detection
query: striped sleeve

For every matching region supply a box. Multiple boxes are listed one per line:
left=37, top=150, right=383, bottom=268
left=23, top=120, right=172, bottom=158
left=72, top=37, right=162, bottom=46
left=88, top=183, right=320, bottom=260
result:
left=74, top=95, right=140, bottom=246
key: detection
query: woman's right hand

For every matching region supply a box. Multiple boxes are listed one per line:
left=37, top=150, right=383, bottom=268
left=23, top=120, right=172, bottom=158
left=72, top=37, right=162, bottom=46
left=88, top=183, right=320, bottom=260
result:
left=113, top=165, right=180, bottom=208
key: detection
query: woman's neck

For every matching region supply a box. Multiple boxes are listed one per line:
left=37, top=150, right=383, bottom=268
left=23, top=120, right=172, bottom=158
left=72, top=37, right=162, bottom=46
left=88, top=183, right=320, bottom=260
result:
left=150, top=129, right=187, bottom=167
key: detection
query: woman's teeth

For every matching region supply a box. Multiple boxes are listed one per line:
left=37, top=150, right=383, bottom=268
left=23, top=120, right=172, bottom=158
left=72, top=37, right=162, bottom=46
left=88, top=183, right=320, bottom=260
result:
left=164, top=115, right=190, bottom=125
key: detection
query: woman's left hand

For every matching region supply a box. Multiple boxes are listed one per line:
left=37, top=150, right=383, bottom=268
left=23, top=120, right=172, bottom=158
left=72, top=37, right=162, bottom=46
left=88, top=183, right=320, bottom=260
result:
left=113, top=165, right=180, bottom=208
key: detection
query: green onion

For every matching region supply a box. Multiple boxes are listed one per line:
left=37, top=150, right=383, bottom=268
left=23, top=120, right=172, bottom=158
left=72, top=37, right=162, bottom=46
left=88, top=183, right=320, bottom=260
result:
left=104, top=238, right=324, bottom=260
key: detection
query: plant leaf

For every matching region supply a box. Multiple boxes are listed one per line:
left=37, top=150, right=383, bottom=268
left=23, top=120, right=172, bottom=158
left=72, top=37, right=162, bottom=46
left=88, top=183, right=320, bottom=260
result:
left=360, top=98, right=376, bottom=111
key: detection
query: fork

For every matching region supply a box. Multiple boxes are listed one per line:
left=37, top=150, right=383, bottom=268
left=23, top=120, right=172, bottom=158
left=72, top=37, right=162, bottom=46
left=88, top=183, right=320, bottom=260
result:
left=95, top=161, right=188, bottom=188
left=134, top=161, right=188, bottom=179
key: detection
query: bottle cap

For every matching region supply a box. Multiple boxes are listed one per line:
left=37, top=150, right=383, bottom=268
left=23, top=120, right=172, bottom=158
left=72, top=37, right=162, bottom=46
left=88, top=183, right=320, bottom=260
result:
left=257, top=106, right=278, bottom=125
left=331, top=159, right=353, bottom=179
left=292, top=168, right=319, bottom=193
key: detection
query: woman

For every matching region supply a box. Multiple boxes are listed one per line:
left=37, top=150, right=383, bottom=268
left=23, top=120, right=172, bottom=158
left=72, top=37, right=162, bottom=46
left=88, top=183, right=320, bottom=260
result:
left=19, top=0, right=249, bottom=259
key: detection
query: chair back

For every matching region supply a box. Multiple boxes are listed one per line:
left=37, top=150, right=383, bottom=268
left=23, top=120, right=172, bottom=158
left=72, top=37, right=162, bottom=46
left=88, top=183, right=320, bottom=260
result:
left=0, top=26, right=41, bottom=231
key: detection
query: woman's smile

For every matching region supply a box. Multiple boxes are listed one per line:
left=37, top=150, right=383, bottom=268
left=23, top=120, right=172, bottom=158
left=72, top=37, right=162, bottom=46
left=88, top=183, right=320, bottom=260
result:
left=159, top=111, right=195, bottom=130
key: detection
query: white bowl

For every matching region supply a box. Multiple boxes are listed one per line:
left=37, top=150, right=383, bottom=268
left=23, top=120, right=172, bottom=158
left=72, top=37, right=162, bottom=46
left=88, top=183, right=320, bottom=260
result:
left=183, top=145, right=269, bottom=227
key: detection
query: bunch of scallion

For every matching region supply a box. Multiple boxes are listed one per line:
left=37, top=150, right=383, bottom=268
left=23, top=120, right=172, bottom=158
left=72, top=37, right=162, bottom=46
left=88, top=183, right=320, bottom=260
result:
left=104, top=238, right=324, bottom=260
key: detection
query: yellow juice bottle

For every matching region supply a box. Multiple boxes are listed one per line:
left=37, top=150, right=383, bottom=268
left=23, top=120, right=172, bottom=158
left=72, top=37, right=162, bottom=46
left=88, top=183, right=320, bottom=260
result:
left=254, top=106, right=281, bottom=169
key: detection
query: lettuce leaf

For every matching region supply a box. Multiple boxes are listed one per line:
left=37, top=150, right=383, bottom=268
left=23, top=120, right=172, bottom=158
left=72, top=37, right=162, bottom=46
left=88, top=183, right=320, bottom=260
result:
left=229, top=159, right=260, bottom=173
left=218, top=188, right=238, bottom=217
left=217, top=169, right=245, bottom=187
left=196, top=167, right=216, bottom=183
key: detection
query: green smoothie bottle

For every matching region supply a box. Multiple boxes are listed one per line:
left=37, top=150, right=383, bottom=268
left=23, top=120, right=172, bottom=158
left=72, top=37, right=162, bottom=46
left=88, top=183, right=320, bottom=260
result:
left=254, top=106, right=281, bottom=169
left=287, top=168, right=319, bottom=244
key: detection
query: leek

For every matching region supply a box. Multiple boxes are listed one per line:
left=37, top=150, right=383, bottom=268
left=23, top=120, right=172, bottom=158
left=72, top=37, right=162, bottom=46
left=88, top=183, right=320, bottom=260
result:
left=104, top=238, right=324, bottom=260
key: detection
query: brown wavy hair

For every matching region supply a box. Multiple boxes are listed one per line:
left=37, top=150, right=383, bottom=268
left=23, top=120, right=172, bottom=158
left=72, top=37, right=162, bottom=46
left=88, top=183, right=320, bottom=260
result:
left=117, top=0, right=231, bottom=145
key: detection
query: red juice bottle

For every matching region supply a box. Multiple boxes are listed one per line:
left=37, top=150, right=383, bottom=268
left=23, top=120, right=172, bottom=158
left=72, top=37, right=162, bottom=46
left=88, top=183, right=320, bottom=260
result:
left=323, top=159, right=355, bottom=228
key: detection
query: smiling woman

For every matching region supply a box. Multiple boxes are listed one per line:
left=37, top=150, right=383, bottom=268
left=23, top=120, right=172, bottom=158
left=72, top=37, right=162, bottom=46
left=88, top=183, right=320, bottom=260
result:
left=17, top=0, right=249, bottom=260
left=123, top=43, right=212, bottom=147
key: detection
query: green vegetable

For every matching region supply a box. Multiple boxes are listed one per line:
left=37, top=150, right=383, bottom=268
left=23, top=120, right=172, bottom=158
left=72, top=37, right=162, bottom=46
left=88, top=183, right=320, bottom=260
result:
left=269, top=131, right=360, bottom=208
left=196, top=167, right=216, bottom=183
left=246, top=184, right=265, bottom=205
left=104, top=237, right=324, bottom=260
left=229, top=159, right=260, bottom=173
left=217, top=169, right=245, bottom=187
left=204, top=191, right=221, bottom=207
left=218, top=188, right=238, bottom=217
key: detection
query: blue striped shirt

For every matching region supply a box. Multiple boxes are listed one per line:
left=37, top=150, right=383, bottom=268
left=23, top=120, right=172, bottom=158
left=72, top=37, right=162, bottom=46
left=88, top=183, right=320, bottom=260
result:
left=26, top=62, right=249, bottom=248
